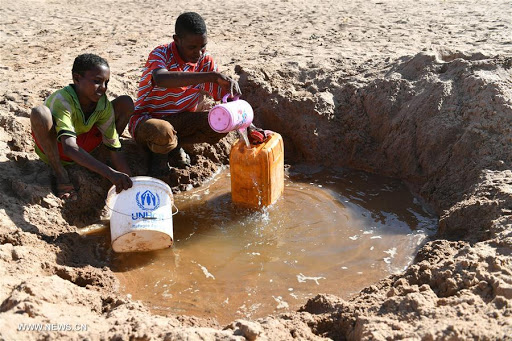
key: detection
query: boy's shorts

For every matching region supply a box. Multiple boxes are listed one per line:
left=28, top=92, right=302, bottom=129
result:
left=32, top=126, right=103, bottom=165
left=129, top=112, right=227, bottom=148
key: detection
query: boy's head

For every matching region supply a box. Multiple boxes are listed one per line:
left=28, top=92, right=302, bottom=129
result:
left=175, top=12, right=207, bottom=37
left=173, top=12, right=208, bottom=64
left=72, top=53, right=109, bottom=76
left=72, top=53, right=110, bottom=104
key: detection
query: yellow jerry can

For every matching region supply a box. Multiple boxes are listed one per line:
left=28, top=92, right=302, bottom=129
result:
left=230, top=132, right=284, bottom=208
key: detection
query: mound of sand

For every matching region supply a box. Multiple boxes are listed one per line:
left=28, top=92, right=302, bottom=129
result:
left=1, top=0, right=511, bottom=339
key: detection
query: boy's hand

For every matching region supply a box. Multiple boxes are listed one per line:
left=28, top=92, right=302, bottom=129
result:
left=216, top=73, right=242, bottom=97
left=109, top=171, right=133, bottom=193
left=248, top=124, right=267, bottom=144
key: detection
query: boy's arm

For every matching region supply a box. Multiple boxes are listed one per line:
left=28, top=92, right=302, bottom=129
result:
left=60, top=136, right=132, bottom=193
left=152, top=69, right=239, bottom=96
left=109, top=150, right=132, bottom=176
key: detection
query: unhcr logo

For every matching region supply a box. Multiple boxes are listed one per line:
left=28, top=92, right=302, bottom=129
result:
left=135, top=190, right=160, bottom=211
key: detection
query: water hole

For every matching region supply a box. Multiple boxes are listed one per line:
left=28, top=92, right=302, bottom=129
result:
left=111, top=166, right=438, bottom=324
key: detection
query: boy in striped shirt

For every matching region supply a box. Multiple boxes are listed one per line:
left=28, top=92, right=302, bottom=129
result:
left=129, top=12, right=241, bottom=176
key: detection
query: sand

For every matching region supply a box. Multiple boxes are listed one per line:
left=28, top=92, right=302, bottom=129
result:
left=1, top=0, right=511, bottom=339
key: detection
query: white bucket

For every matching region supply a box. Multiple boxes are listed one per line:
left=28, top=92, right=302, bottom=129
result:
left=105, top=176, right=177, bottom=253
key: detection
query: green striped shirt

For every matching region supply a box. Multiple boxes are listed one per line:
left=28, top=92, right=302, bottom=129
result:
left=45, top=85, right=121, bottom=150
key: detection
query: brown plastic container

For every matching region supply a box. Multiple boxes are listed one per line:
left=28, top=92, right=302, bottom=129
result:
left=230, top=132, right=284, bottom=208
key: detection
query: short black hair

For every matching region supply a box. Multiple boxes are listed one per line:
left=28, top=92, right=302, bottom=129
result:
left=72, top=53, right=109, bottom=76
left=175, top=12, right=207, bottom=37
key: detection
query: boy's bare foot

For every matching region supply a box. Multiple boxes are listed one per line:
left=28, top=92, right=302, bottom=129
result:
left=169, top=147, right=191, bottom=168
left=56, top=182, right=78, bottom=202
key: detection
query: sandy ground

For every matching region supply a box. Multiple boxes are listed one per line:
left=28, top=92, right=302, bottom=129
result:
left=1, top=0, right=511, bottom=340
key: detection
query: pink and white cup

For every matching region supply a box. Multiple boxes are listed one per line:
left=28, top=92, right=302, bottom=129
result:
left=208, top=94, right=254, bottom=133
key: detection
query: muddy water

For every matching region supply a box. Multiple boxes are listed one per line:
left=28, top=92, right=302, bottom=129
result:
left=112, top=166, right=437, bottom=324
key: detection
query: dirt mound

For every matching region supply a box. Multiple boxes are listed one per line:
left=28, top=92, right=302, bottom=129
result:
left=234, top=52, right=512, bottom=339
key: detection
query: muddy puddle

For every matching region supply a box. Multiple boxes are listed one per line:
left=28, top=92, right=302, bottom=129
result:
left=110, top=166, right=438, bottom=324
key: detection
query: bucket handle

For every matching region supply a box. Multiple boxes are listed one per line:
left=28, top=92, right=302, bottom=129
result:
left=104, top=203, right=179, bottom=219
left=139, top=204, right=179, bottom=219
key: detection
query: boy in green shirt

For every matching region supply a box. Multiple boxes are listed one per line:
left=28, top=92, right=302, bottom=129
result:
left=31, top=53, right=133, bottom=201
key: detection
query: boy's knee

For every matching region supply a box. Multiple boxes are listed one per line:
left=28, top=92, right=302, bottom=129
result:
left=31, top=105, right=51, bottom=118
left=30, top=105, right=52, bottom=129
left=113, top=96, right=135, bottom=118
left=135, top=118, right=178, bottom=154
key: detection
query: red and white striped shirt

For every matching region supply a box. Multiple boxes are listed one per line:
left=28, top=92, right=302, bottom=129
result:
left=129, top=42, right=225, bottom=135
